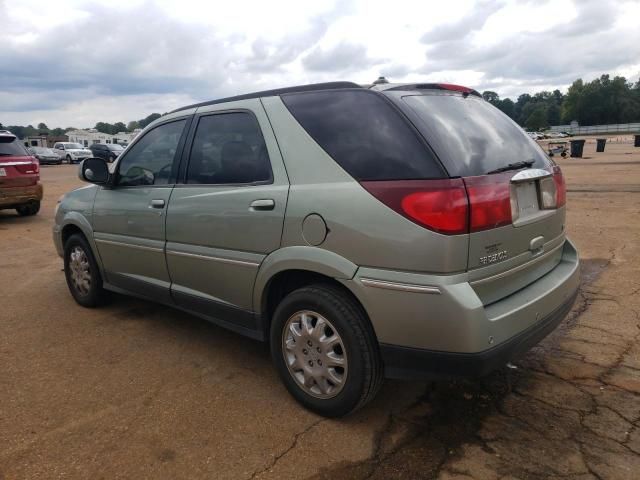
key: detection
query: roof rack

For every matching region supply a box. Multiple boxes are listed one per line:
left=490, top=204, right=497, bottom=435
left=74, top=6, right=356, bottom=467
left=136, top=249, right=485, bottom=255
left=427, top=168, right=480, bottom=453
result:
left=170, top=81, right=362, bottom=114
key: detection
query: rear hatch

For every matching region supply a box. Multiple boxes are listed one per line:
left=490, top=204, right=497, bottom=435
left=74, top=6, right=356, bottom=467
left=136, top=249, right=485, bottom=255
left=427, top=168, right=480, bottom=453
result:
left=0, top=134, right=40, bottom=189
left=387, top=88, right=567, bottom=304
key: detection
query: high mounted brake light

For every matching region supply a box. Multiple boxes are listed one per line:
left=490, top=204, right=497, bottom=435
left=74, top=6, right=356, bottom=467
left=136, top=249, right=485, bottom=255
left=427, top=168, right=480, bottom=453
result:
left=386, top=83, right=482, bottom=97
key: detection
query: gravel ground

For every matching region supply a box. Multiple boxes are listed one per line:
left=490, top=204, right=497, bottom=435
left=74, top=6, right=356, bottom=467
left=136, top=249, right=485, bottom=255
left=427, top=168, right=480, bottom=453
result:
left=1, top=141, right=639, bottom=479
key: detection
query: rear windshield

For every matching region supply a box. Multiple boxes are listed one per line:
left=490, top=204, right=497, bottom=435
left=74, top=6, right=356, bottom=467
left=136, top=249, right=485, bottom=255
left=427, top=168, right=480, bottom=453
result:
left=282, top=89, right=444, bottom=181
left=0, top=139, right=29, bottom=156
left=401, top=93, right=551, bottom=177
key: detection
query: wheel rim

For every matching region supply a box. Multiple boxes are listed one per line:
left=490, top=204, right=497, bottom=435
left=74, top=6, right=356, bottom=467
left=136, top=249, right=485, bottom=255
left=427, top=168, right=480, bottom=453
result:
left=69, top=246, right=91, bottom=296
left=282, top=310, right=348, bottom=399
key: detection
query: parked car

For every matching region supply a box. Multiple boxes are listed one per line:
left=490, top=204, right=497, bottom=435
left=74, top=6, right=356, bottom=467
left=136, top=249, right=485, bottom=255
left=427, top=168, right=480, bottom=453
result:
left=0, top=130, right=42, bottom=216
left=53, top=142, right=93, bottom=164
left=89, top=143, right=125, bottom=162
left=29, top=146, right=63, bottom=165
left=53, top=81, right=580, bottom=417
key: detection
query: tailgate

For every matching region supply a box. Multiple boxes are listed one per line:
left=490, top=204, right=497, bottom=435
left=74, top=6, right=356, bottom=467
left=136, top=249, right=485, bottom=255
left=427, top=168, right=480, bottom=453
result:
left=467, top=169, right=566, bottom=305
left=0, top=156, right=39, bottom=188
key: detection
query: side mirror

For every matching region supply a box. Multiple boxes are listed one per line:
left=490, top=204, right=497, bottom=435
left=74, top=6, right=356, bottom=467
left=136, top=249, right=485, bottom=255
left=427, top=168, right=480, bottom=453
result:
left=80, top=158, right=110, bottom=184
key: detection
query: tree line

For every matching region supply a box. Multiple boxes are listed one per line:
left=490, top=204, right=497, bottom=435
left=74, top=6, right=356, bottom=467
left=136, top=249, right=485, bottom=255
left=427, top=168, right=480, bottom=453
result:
left=1, top=112, right=163, bottom=139
left=482, top=74, right=640, bottom=131
left=3, top=73, right=640, bottom=137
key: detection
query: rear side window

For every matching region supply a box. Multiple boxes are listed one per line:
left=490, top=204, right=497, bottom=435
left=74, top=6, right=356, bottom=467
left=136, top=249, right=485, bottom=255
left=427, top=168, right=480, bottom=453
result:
left=401, top=93, right=551, bottom=177
left=186, top=112, right=272, bottom=185
left=282, top=90, right=444, bottom=181
left=0, top=138, right=29, bottom=156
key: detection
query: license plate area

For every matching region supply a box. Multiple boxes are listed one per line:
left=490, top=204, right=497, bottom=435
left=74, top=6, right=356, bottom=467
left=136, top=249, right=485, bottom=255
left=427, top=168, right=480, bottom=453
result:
left=0, top=167, right=6, bottom=177
left=513, top=181, right=540, bottom=220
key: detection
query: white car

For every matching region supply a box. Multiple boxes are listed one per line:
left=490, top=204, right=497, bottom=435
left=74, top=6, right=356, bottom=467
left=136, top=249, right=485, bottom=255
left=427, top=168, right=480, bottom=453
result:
left=53, top=142, right=93, bottom=164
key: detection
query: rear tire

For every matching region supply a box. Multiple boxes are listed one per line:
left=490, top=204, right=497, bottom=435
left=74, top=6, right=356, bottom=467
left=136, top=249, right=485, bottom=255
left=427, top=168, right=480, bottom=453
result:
left=270, top=284, right=383, bottom=417
left=63, top=233, right=108, bottom=307
left=16, top=200, right=40, bottom=216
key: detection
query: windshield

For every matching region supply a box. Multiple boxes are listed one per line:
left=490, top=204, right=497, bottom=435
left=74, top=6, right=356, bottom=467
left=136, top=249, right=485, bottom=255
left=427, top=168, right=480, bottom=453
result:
left=0, top=139, right=30, bottom=156
left=66, top=143, right=84, bottom=149
left=400, top=93, right=551, bottom=177
left=31, top=147, right=52, bottom=154
left=108, top=144, right=124, bottom=151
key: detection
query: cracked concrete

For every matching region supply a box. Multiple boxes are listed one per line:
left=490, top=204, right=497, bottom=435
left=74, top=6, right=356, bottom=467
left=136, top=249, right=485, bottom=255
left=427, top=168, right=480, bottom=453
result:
left=1, top=142, right=639, bottom=479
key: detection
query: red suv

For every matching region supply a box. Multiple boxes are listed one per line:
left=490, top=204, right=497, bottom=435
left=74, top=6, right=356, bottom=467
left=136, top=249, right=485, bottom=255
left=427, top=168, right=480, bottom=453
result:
left=0, top=131, right=42, bottom=216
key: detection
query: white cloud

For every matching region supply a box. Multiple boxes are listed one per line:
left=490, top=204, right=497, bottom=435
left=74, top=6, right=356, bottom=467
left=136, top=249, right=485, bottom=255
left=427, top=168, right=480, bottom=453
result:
left=1, top=0, right=638, bottom=126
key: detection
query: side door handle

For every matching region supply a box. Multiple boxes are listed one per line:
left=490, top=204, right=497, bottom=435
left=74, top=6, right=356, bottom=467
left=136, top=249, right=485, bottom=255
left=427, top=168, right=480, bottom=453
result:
left=249, top=199, right=275, bottom=211
left=149, top=199, right=166, bottom=209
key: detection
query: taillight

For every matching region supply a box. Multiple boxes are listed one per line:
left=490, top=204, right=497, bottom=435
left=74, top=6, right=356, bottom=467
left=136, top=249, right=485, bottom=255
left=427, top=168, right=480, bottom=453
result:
left=553, top=165, right=566, bottom=207
left=463, top=174, right=512, bottom=232
left=14, top=158, right=40, bottom=176
left=360, top=179, right=469, bottom=235
left=362, top=168, right=562, bottom=235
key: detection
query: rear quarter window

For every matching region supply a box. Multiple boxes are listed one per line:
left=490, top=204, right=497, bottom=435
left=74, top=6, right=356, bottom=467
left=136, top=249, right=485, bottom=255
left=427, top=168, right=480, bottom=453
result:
left=281, top=89, right=444, bottom=181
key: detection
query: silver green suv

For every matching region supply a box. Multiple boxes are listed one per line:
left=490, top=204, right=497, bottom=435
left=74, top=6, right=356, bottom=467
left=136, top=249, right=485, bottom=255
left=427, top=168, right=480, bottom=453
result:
left=53, top=82, right=580, bottom=417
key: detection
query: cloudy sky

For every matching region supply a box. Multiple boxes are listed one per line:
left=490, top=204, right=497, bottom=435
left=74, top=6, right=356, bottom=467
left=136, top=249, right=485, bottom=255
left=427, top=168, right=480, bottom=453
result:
left=1, top=0, right=639, bottom=128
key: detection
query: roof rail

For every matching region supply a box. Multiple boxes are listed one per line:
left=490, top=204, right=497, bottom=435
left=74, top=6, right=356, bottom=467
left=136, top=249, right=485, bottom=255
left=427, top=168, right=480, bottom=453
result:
left=170, top=81, right=362, bottom=114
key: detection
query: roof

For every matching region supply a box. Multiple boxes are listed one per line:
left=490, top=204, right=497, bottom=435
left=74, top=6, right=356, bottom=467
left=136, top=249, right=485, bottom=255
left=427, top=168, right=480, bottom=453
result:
left=170, top=81, right=362, bottom=114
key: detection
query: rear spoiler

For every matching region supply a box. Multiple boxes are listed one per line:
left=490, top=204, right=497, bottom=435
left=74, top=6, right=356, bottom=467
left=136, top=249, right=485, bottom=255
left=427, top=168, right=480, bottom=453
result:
left=386, top=83, right=482, bottom=97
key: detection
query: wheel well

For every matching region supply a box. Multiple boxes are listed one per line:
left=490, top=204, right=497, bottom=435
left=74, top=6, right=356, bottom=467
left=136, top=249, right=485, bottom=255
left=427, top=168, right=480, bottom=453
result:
left=262, top=269, right=373, bottom=339
left=61, top=224, right=85, bottom=246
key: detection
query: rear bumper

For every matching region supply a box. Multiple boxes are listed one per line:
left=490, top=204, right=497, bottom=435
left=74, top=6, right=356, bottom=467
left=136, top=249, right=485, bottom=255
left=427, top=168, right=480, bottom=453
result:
left=0, top=183, right=43, bottom=208
left=380, top=288, right=578, bottom=379
left=343, top=238, right=580, bottom=380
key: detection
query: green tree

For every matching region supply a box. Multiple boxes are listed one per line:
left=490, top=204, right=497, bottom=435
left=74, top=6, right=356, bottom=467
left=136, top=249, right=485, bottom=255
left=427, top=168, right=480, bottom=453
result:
left=525, top=104, right=549, bottom=130
left=126, top=120, right=139, bottom=131
left=547, top=103, right=561, bottom=126
left=95, top=122, right=114, bottom=134
left=496, top=98, right=515, bottom=119
left=37, top=122, right=48, bottom=131
left=138, top=113, right=162, bottom=129
left=482, top=91, right=500, bottom=104
left=562, top=79, right=583, bottom=123
left=112, top=122, right=127, bottom=133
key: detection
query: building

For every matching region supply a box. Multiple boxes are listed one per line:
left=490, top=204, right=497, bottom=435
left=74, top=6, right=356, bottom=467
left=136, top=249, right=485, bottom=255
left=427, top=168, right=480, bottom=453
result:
left=24, top=134, right=69, bottom=148
left=65, top=128, right=141, bottom=147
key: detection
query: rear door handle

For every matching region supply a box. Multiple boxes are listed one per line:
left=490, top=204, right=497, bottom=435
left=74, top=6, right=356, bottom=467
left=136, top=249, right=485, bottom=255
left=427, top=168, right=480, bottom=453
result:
left=250, top=199, right=275, bottom=211
left=149, top=199, right=165, bottom=209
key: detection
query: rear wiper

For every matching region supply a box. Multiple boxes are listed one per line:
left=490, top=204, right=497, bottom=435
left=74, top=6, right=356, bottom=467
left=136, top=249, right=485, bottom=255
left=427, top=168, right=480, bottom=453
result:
left=486, top=160, right=534, bottom=174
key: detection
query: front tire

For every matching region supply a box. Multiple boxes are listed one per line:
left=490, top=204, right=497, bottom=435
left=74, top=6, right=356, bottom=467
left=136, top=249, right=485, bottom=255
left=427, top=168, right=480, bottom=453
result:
left=66, top=155, right=72, bottom=164
left=63, top=234, right=108, bottom=307
left=16, top=200, right=40, bottom=216
left=270, top=284, right=383, bottom=417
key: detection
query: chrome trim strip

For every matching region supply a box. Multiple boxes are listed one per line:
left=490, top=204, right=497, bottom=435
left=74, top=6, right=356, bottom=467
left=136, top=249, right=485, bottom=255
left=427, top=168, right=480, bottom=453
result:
left=0, top=161, right=33, bottom=166
left=510, top=168, right=552, bottom=183
left=94, top=238, right=164, bottom=253
left=166, top=250, right=260, bottom=268
left=360, top=278, right=441, bottom=294
left=470, top=241, right=565, bottom=287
